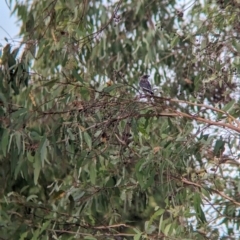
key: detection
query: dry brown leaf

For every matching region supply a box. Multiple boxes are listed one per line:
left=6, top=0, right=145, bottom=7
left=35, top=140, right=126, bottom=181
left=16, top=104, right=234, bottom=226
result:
left=106, top=80, right=113, bottom=86
left=153, top=146, right=161, bottom=154
left=184, top=78, right=193, bottom=85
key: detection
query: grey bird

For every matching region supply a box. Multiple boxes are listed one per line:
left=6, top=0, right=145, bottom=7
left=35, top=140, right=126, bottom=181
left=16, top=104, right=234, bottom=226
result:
left=139, top=74, right=153, bottom=95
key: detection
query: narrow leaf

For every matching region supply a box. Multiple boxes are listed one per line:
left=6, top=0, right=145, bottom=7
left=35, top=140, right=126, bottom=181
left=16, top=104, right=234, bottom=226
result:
left=33, top=157, right=41, bottom=185
left=134, top=232, right=142, bottom=240
left=83, top=131, right=92, bottom=150
left=1, top=129, right=9, bottom=157
left=90, top=162, right=96, bottom=184
left=103, top=83, right=123, bottom=93
left=39, top=136, right=47, bottom=164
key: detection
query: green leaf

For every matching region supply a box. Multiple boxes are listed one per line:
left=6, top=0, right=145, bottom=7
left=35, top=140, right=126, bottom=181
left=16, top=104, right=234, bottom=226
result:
left=11, top=47, right=20, bottom=58
left=198, top=205, right=207, bottom=223
left=143, top=169, right=155, bottom=190
left=89, top=162, right=96, bottom=184
left=163, top=223, right=172, bottom=236
left=33, top=156, right=41, bottom=185
left=42, top=79, right=58, bottom=88
left=158, top=215, right=163, bottom=234
left=32, top=229, right=40, bottom=240
left=26, top=13, right=34, bottom=32
left=217, top=100, right=235, bottom=119
left=83, top=131, right=92, bottom=150
left=39, top=136, right=47, bottom=164
left=233, top=39, right=240, bottom=52
left=72, top=68, right=83, bottom=83
left=1, top=129, right=9, bottom=157
left=26, top=195, right=38, bottom=201
left=135, top=158, right=146, bottom=188
left=67, top=128, right=75, bottom=140
left=202, top=188, right=211, bottom=200
left=29, top=131, right=41, bottom=141
left=20, top=231, right=29, bottom=240
left=148, top=208, right=165, bottom=229
left=213, top=137, right=225, bottom=156
left=134, top=232, right=142, bottom=240
left=222, top=100, right=235, bottom=113
left=14, top=157, right=25, bottom=179
left=84, top=237, right=97, bottom=240
left=102, top=83, right=123, bottom=93
left=193, top=193, right=206, bottom=223
left=15, top=131, right=22, bottom=154
left=0, top=92, right=7, bottom=105
left=1, top=44, right=11, bottom=64
left=171, top=35, right=179, bottom=47
left=39, top=220, right=51, bottom=235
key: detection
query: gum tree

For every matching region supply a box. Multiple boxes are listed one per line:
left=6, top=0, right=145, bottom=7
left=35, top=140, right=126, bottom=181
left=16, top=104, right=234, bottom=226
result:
left=1, top=0, right=240, bottom=239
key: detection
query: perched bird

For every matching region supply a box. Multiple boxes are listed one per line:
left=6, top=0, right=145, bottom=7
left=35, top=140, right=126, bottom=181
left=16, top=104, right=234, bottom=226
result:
left=139, top=74, right=153, bottom=95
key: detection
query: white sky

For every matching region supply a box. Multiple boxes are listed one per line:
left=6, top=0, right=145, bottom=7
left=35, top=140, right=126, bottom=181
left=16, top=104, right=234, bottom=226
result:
left=0, top=1, right=20, bottom=46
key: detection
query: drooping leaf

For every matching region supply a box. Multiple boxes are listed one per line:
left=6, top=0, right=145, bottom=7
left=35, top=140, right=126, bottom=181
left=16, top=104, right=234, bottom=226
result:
left=1, top=129, right=9, bottom=157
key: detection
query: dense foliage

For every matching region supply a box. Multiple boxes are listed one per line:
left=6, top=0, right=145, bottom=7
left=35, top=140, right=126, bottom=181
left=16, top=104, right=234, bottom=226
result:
left=1, top=0, right=240, bottom=239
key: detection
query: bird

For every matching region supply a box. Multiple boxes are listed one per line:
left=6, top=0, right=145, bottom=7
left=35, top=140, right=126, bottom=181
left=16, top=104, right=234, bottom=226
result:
left=139, top=74, right=153, bottom=95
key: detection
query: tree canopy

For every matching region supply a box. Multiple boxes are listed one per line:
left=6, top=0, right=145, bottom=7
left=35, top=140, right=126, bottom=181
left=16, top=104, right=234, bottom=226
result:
left=1, top=0, right=240, bottom=239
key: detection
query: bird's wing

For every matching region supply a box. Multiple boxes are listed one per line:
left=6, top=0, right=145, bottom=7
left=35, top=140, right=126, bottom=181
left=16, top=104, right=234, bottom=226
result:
left=140, top=80, right=153, bottom=94
left=145, top=80, right=152, bottom=90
